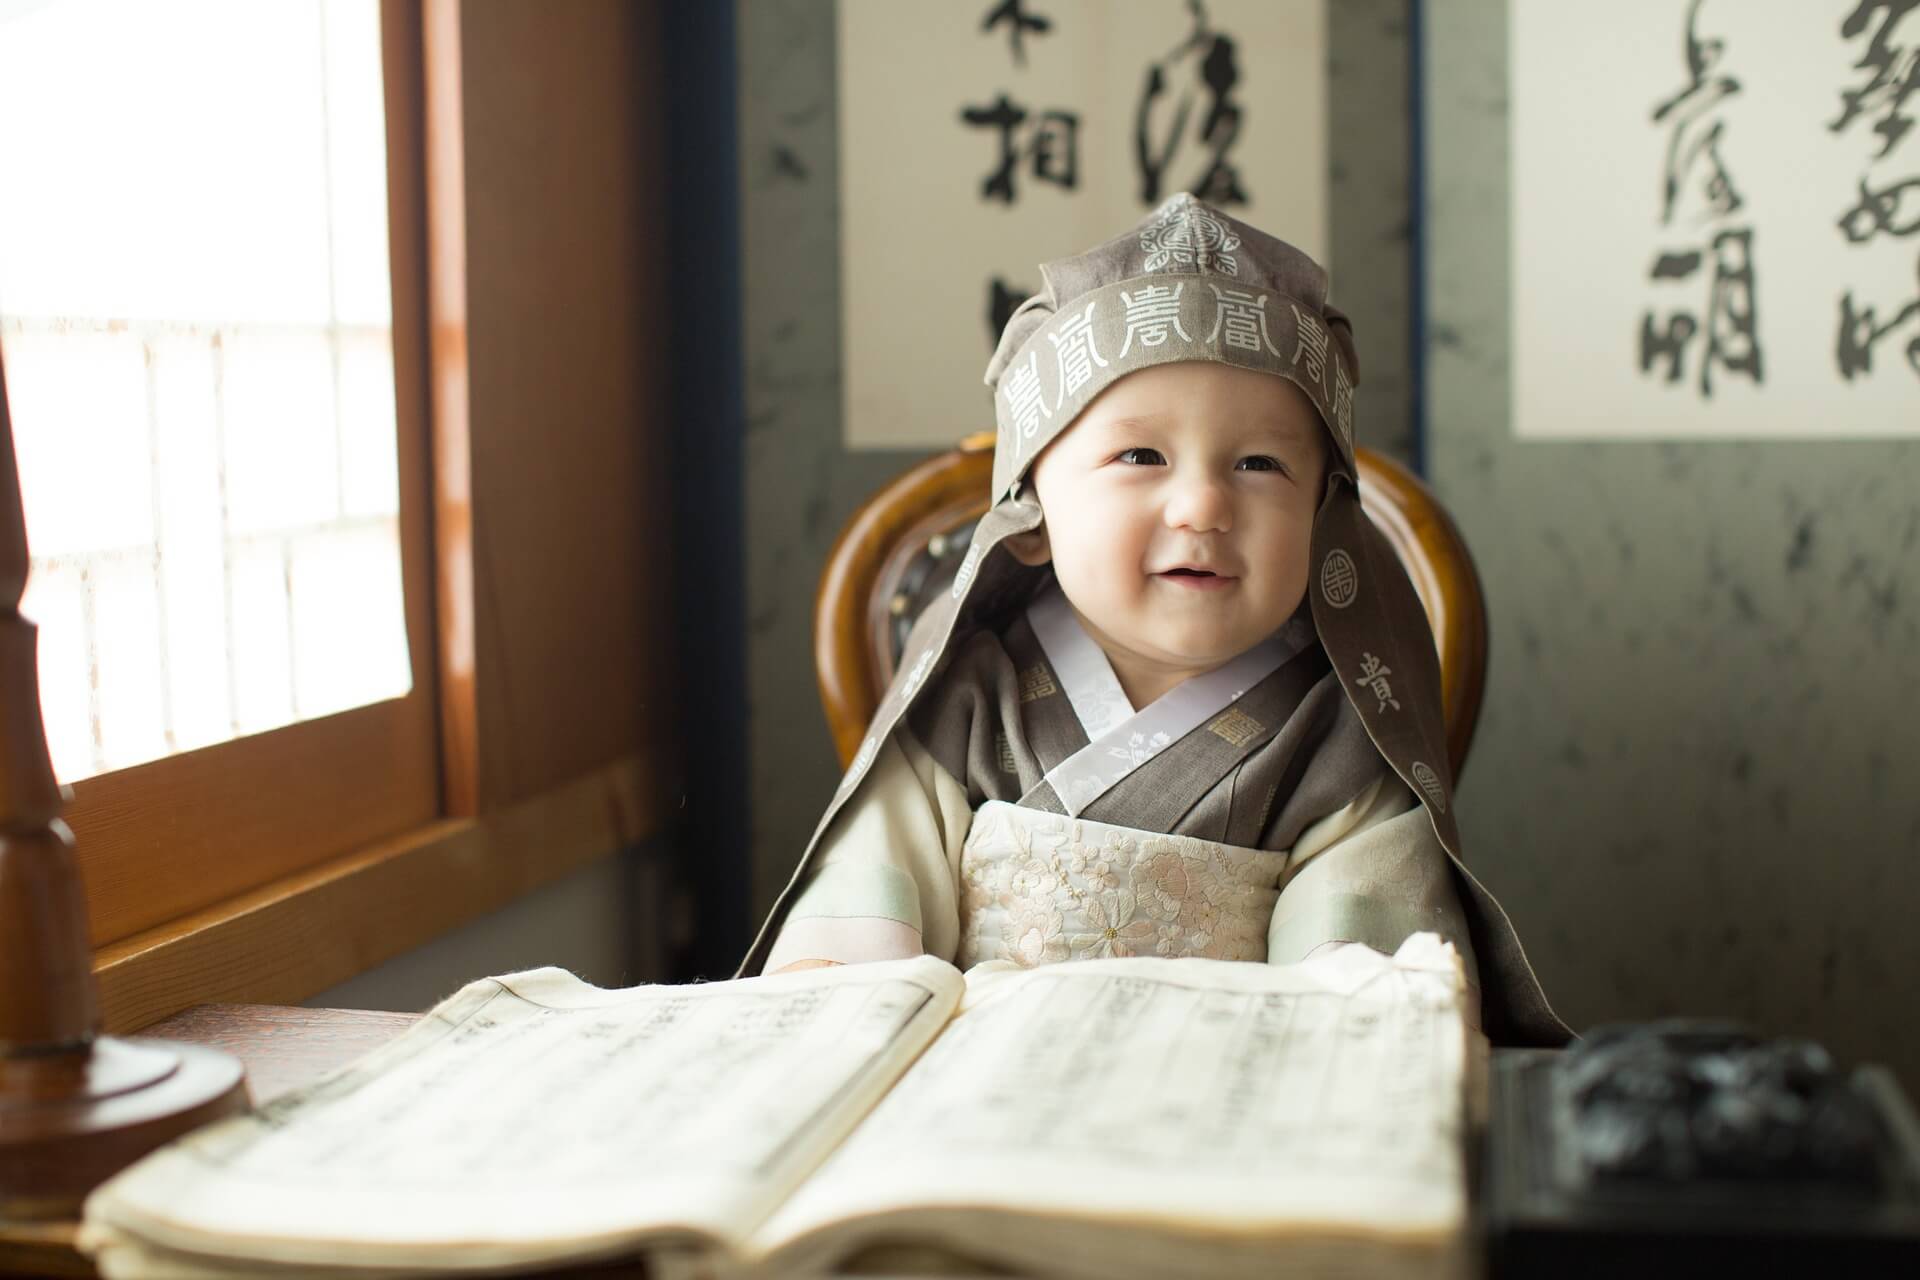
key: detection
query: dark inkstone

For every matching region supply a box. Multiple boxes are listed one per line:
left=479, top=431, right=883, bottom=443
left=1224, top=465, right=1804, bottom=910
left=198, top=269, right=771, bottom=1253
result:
left=1560, top=1023, right=1882, bottom=1189
left=1485, top=1022, right=1920, bottom=1278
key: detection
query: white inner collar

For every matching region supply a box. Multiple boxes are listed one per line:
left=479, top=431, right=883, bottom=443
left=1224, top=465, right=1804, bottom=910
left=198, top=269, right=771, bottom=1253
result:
left=1026, top=587, right=1135, bottom=739
left=1025, top=585, right=1308, bottom=816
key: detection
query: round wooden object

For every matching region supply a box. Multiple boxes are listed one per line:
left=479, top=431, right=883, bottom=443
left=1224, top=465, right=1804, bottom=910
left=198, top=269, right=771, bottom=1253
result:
left=0, top=1036, right=247, bottom=1221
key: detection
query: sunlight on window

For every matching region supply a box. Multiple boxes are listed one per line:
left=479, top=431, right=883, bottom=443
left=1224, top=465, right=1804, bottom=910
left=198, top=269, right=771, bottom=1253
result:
left=0, top=0, right=411, bottom=784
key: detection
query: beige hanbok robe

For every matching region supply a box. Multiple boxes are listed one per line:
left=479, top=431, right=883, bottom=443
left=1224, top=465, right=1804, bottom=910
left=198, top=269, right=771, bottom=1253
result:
left=761, top=586, right=1553, bottom=1041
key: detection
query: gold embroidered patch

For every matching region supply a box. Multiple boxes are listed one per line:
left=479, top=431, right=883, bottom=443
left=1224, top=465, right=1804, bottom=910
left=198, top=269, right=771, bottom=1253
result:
left=1208, top=707, right=1265, bottom=747
left=1017, top=665, right=1058, bottom=703
left=995, top=731, right=1018, bottom=774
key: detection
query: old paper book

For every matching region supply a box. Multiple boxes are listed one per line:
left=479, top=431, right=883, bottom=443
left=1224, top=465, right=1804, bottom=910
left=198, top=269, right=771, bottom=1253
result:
left=79, top=937, right=1470, bottom=1279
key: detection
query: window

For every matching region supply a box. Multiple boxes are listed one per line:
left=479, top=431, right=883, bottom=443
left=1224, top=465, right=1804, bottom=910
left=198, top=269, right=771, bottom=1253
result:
left=0, top=0, right=411, bottom=784
left=0, top=0, right=439, bottom=950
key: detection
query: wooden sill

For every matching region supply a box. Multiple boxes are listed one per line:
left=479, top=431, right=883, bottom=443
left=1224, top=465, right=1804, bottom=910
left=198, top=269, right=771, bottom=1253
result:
left=92, top=750, right=670, bottom=1034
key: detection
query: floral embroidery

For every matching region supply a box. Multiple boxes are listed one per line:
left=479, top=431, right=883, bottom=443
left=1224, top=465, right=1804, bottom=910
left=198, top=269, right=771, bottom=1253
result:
left=1176, top=894, right=1220, bottom=939
left=1098, top=829, right=1137, bottom=867
left=1069, top=847, right=1121, bottom=891
left=1010, top=855, right=1061, bottom=900
left=1136, top=844, right=1192, bottom=916
left=1004, top=907, right=1068, bottom=967
left=1071, top=891, right=1156, bottom=958
left=958, top=803, right=1283, bottom=969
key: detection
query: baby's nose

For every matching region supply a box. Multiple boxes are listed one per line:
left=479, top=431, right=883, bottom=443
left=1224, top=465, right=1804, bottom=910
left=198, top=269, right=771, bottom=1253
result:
left=1163, top=475, right=1232, bottom=533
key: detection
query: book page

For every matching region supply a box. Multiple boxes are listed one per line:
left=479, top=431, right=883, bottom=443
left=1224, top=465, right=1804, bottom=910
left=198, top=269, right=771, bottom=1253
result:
left=751, top=937, right=1468, bottom=1271
left=81, top=956, right=963, bottom=1275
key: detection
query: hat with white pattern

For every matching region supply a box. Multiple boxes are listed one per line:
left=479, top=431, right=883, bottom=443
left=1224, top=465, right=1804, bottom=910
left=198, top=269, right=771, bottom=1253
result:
left=977, top=193, right=1459, bottom=853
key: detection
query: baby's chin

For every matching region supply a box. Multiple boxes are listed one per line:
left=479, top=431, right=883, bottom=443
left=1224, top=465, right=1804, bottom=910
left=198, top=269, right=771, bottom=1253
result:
left=1121, top=629, right=1269, bottom=674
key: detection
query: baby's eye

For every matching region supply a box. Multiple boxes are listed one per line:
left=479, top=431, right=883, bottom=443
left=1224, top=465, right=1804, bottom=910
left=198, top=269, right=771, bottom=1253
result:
left=1116, top=447, right=1167, bottom=465
left=1235, top=455, right=1286, bottom=473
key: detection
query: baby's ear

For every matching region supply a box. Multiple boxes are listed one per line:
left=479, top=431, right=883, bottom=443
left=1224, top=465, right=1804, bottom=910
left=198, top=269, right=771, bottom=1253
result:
left=1001, top=524, right=1052, bottom=567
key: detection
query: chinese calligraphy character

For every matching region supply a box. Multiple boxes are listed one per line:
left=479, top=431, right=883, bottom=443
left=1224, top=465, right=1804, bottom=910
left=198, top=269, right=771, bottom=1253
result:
left=1639, top=228, right=1764, bottom=395
left=1640, top=0, right=1762, bottom=399
left=1047, top=300, right=1109, bottom=401
left=1287, top=302, right=1328, bottom=386
left=1000, top=349, right=1052, bottom=442
left=1838, top=173, right=1920, bottom=242
left=981, top=0, right=1051, bottom=67
left=1830, top=0, right=1920, bottom=161
left=1134, top=0, right=1249, bottom=206
left=1354, top=653, right=1400, bottom=714
left=1831, top=0, right=1920, bottom=382
left=1118, top=282, right=1191, bottom=356
left=959, top=95, right=1080, bottom=204
left=1651, top=0, right=1745, bottom=223
left=1836, top=263, right=1920, bottom=379
left=1208, top=286, right=1278, bottom=357
left=1330, top=359, right=1354, bottom=445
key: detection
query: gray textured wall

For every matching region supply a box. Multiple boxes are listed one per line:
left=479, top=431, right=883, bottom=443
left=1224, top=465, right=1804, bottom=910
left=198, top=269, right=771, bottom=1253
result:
left=311, top=848, right=665, bottom=1011
left=1329, top=1, right=1414, bottom=466
left=1426, top=1, right=1920, bottom=1084
left=737, top=0, right=913, bottom=922
left=737, top=0, right=1419, bottom=922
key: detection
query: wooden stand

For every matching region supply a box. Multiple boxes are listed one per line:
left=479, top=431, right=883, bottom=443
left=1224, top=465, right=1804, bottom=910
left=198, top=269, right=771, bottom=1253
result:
left=0, top=353, right=247, bottom=1221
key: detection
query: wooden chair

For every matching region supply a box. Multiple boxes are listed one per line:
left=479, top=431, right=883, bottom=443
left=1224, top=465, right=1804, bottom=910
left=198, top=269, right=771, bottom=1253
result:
left=815, top=433, right=1490, bottom=778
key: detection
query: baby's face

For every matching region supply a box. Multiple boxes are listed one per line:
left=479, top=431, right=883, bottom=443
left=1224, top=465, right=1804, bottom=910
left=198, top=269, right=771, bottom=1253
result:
left=1023, top=361, right=1328, bottom=703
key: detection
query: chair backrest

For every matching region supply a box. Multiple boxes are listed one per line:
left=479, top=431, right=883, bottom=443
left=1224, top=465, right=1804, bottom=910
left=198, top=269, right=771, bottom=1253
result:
left=815, top=435, right=1489, bottom=778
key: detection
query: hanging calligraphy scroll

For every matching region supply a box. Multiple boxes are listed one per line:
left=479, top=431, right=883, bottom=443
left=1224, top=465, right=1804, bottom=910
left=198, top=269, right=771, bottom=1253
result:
left=838, top=0, right=1328, bottom=449
left=1512, top=0, right=1920, bottom=439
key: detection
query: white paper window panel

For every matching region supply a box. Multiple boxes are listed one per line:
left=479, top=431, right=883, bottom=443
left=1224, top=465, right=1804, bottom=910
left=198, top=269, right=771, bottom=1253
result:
left=0, top=0, right=410, bottom=784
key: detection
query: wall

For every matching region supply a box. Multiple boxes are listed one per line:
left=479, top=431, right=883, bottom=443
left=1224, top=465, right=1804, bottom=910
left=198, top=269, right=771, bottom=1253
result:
left=310, top=845, right=666, bottom=1010
left=735, top=0, right=1419, bottom=925
left=736, top=0, right=915, bottom=926
left=1424, top=0, right=1920, bottom=1084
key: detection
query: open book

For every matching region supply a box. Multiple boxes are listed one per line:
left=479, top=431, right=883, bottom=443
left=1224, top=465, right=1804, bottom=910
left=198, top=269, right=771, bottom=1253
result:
left=79, top=936, right=1474, bottom=1279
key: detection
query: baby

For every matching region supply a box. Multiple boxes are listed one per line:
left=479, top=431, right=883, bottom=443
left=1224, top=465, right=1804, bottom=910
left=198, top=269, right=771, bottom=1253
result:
left=743, top=195, right=1566, bottom=1046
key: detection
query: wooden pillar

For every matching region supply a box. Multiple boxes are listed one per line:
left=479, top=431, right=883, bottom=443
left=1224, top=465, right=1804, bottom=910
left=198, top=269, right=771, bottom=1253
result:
left=0, top=347, right=247, bottom=1220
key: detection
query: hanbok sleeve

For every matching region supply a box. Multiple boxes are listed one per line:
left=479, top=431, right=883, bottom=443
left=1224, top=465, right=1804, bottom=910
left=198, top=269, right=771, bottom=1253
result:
left=760, top=732, right=974, bottom=971
left=1265, top=772, right=1481, bottom=993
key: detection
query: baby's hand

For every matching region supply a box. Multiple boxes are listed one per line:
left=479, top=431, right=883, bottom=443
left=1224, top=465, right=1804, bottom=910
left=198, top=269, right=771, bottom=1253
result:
left=770, top=958, right=844, bottom=975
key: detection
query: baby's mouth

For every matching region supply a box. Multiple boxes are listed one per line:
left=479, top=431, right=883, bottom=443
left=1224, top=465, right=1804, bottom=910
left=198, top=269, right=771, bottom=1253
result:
left=1155, top=566, right=1237, bottom=589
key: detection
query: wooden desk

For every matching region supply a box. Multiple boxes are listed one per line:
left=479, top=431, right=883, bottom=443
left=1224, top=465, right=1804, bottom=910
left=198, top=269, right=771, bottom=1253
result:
left=5, top=1006, right=494, bottom=1277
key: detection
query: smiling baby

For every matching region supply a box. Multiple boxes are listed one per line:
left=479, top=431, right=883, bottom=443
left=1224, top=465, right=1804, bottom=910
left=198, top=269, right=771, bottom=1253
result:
left=741, top=195, right=1567, bottom=1047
